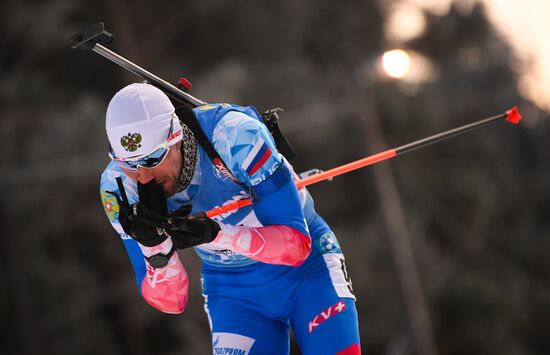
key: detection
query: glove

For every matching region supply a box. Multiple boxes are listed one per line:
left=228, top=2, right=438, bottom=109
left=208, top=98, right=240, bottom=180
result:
left=108, top=179, right=169, bottom=247
left=165, top=209, right=221, bottom=250
left=108, top=178, right=219, bottom=250
left=131, top=181, right=170, bottom=246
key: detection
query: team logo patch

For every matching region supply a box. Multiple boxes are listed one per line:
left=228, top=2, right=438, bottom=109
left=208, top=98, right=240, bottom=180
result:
left=101, top=191, right=120, bottom=222
left=308, top=301, right=347, bottom=333
left=120, top=132, right=142, bottom=152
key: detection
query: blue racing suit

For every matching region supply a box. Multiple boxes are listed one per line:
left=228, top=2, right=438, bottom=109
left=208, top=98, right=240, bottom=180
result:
left=100, top=103, right=360, bottom=354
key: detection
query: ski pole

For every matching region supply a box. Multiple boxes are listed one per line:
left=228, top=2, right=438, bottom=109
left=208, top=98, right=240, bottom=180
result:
left=205, top=107, right=522, bottom=218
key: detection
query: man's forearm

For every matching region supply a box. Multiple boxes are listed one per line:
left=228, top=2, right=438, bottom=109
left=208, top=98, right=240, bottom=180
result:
left=139, top=239, right=189, bottom=313
left=211, top=223, right=311, bottom=266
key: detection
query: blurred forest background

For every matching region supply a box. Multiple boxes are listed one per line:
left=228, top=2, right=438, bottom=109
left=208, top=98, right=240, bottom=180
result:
left=1, top=0, right=549, bottom=354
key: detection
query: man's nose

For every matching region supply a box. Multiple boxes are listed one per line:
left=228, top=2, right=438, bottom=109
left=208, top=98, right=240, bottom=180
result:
left=136, top=167, right=154, bottom=184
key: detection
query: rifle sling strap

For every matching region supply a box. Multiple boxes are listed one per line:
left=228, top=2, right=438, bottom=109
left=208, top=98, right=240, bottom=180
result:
left=175, top=106, right=245, bottom=187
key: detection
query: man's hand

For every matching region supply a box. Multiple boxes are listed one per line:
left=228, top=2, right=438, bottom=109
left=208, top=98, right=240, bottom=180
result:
left=129, top=180, right=169, bottom=246
left=108, top=178, right=219, bottom=250
left=166, top=211, right=221, bottom=250
left=108, top=179, right=169, bottom=247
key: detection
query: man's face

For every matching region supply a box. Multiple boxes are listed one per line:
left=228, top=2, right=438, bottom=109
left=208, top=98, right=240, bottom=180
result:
left=121, top=141, right=183, bottom=197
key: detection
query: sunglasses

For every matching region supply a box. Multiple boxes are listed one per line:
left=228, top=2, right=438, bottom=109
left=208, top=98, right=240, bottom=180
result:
left=108, top=114, right=179, bottom=172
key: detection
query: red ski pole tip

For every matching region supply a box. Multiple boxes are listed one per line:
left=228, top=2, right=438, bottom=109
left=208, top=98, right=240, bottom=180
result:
left=505, top=106, right=522, bottom=124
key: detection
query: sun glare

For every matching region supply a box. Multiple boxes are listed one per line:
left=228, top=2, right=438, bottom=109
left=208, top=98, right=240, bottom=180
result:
left=382, top=49, right=411, bottom=78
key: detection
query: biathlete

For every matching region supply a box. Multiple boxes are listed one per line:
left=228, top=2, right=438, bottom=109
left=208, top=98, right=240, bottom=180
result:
left=100, top=83, right=361, bottom=354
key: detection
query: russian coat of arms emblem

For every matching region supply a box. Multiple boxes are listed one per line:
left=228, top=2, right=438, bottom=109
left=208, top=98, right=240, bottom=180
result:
left=120, top=133, right=142, bottom=152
